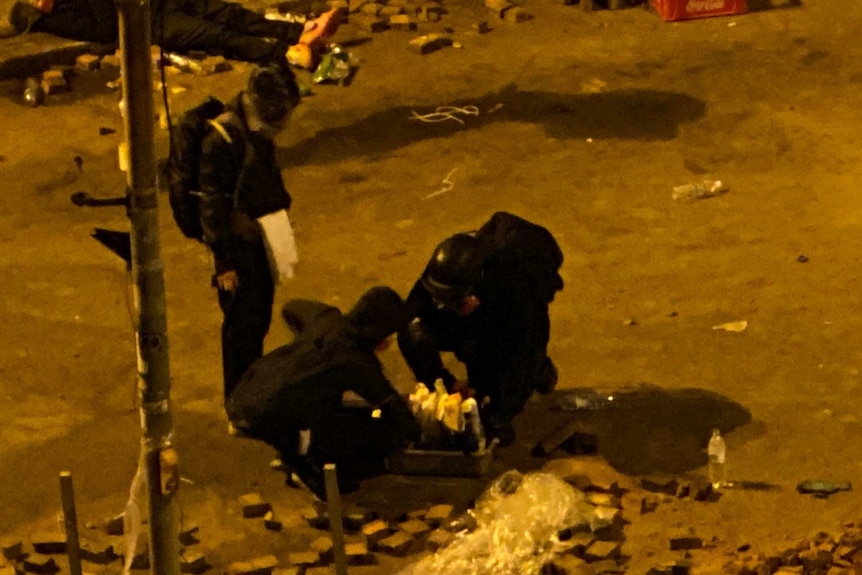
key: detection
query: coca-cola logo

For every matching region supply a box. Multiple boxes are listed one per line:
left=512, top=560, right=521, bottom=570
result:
left=686, top=0, right=726, bottom=11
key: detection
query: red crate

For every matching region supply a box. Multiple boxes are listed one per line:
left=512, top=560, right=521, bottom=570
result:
left=651, top=0, right=747, bottom=21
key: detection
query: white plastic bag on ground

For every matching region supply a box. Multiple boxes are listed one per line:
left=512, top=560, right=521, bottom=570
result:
left=397, top=470, right=588, bottom=575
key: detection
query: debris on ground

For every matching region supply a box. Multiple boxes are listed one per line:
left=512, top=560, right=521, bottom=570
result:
left=796, top=480, right=853, bottom=499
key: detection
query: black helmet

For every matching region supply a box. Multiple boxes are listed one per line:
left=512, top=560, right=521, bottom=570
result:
left=421, top=233, right=483, bottom=308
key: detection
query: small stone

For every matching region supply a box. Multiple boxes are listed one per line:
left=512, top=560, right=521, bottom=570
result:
left=22, top=555, right=58, bottom=575
left=471, top=21, right=490, bottom=33
left=362, top=519, right=392, bottom=547
left=377, top=531, right=415, bottom=556
left=75, top=54, right=101, bottom=71
left=670, top=537, right=703, bottom=551
left=641, top=475, right=679, bottom=495
left=398, top=519, right=431, bottom=537
left=584, top=541, right=621, bottom=562
left=408, top=33, right=453, bottom=55
left=239, top=493, right=271, bottom=518
left=503, top=6, right=532, bottom=22
left=179, top=551, right=208, bottom=574
left=178, top=525, right=200, bottom=546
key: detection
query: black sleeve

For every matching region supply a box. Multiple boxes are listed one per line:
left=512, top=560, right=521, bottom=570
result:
left=198, top=123, right=241, bottom=274
left=396, top=279, right=457, bottom=390
left=31, top=0, right=117, bottom=44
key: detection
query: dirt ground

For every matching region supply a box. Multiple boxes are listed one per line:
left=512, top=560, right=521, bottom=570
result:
left=2, top=0, right=862, bottom=573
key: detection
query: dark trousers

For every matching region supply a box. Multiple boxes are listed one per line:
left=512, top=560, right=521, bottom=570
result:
left=399, top=309, right=554, bottom=425
left=153, top=0, right=304, bottom=63
left=217, top=240, right=274, bottom=400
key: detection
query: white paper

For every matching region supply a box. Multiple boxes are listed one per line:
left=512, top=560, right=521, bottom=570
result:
left=257, top=209, right=299, bottom=284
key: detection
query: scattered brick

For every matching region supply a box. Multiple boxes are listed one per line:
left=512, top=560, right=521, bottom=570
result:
left=380, top=5, right=403, bottom=15
left=425, top=529, right=453, bottom=552
left=178, top=526, right=200, bottom=546
left=2, top=542, right=24, bottom=561
left=225, top=561, right=254, bottom=575
left=309, top=537, right=333, bottom=564
left=641, top=475, right=679, bottom=495
left=304, top=568, right=332, bottom=575
left=300, top=506, right=329, bottom=530
left=250, top=554, right=278, bottom=574
left=179, top=551, right=208, bottom=575
left=75, top=54, right=101, bottom=71
left=79, top=542, right=115, bottom=565
left=591, top=559, right=623, bottom=574
left=354, top=15, right=388, bottom=32
left=286, top=552, right=319, bottom=569
left=239, top=493, right=271, bottom=518
left=424, top=505, right=454, bottom=528
left=584, top=541, right=621, bottom=562
left=799, top=548, right=832, bottom=572
left=345, top=540, right=374, bottom=565
left=377, top=531, right=415, bottom=556
left=389, top=14, right=417, bottom=30
left=835, top=546, right=856, bottom=561
left=587, top=493, right=621, bottom=509
left=408, top=34, right=453, bottom=55
left=31, top=536, right=66, bottom=556
left=503, top=6, right=531, bottom=22
left=669, top=537, right=703, bottom=551
left=40, top=70, right=70, bottom=96
left=271, top=569, right=300, bottom=575
left=22, top=554, right=57, bottom=575
left=775, top=567, right=804, bottom=575
left=344, top=508, right=374, bottom=532
left=0, top=566, right=16, bottom=575
left=360, top=2, right=383, bottom=14
left=263, top=519, right=283, bottom=532
left=362, top=519, right=392, bottom=547
left=398, top=519, right=431, bottom=537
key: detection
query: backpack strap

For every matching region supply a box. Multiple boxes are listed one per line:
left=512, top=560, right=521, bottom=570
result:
left=208, top=113, right=254, bottom=210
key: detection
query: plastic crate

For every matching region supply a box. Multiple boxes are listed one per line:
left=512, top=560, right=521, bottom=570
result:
left=386, top=441, right=497, bottom=478
left=651, top=0, right=747, bottom=21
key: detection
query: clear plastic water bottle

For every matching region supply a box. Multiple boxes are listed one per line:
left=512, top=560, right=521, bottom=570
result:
left=672, top=179, right=725, bottom=202
left=707, top=428, right=727, bottom=489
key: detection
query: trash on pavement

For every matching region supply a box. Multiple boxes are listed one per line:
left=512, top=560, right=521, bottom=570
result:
left=312, top=45, right=352, bottom=85
left=796, top=479, right=852, bottom=498
left=672, top=179, right=727, bottom=202
left=712, top=320, right=747, bottom=332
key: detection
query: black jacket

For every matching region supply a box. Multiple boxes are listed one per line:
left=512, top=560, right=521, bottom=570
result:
left=198, top=92, right=291, bottom=274
left=226, top=299, right=421, bottom=442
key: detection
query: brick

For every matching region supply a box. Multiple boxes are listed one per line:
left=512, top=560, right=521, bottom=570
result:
left=272, top=569, right=300, bottom=575
left=545, top=555, right=595, bottom=575
left=425, top=530, right=453, bottom=552
left=408, top=33, right=453, bottom=55
left=263, top=519, right=283, bottom=532
left=304, top=569, right=332, bottom=575
left=424, top=505, right=454, bottom=528
left=76, top=54, right=101, bottom=71
left=344, top=541, right=373, bottom=565
left=0, top=566, right=16, bottom=575
left=587, top=493, right=621, bottom=509
left=31, top=536, right=66, bottom=556
left=178, top=526, right=200, bottom=546
left=835, top=547, right=856, bottom=561
left=225, top=562, right=254, bottom=575
left=251, top=555, right=278, bottom=574
left=239, top=493, right=271, bottom=518
left=362, top=519, right=392, bottom=547
left=669, top=537, right=703, bottom=551
left=418, top=4, right=443, bottom=21
left=22, top=555, right=57, bottom=575
left=398, top=519, right=430, bottom=537
left=826, top=567, right=849, bottom=575
left=286, top=552, right=319, bottom=568
left=179, top=551, right=208, bottom=574
left=309, top=537, right=333, bottom=564
left=377, top=531, right=414, bottom=556
left=380, top=5, right=403, bottom=15
left=40, top=71, right=70, bottom=96
left=360, top=2, right=383, bottom=14
left=343, top=508, right=375, bottom=532
left=584, top=541, right=621, bottom=562
left=592, top=559, right=623, bottom=573
left=80, top=542, right=115, bottom=564
left=300, top=505, right=329, bottom=530
left=503, top=6, right=531, bottom=22
left=641, top=475, right=679, bottom=495
left=2, top=542, right=24, bottom=561
left=353, top=15, right=388, bottom=32
left=799, top=548, right=832, bottom=571
left=775, top=567, right=803, bottom=575
left=348, top=0, right=366, bottom=11
left=389, top=14, right=417, bottom=30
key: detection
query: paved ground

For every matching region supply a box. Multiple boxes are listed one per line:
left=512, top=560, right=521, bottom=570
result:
left=2, top=0, right=862, bottom=573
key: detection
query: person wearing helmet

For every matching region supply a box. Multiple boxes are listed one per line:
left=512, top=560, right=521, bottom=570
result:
left=227, top=286, right=422, bottom=501
left=398, top=213, right=562, bottom=447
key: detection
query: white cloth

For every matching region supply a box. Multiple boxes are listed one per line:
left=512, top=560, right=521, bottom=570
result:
left=257, top=209, right=299, bottom=283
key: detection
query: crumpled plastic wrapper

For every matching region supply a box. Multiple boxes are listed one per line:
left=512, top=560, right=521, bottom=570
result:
left=397, top=470, right=589, bottom=575
left=312, top=45, right=352, bottom=85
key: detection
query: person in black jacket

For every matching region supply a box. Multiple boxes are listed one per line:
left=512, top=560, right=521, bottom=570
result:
left=227, top=286, right=422, bottom=501
left=198, top=64, right=298, bottom=402
left=397, top=214, right=563, bottom=448
left=20, top=0, right=340, bottom=68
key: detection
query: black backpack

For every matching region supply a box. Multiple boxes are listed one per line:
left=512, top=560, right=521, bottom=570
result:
left=476, top=211, right=564, bottom=304
left=165, top=96, right=226, bottom=241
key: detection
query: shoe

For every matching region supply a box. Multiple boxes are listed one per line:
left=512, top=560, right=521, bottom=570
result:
left=288, top=456, right=328, bottom=501
left=535, top=357, right=559, bottom=395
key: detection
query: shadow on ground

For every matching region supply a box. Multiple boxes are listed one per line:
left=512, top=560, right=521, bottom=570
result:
left=278, top=85, right=707, bottom=166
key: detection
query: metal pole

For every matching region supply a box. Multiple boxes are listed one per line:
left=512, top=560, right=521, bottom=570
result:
left=115, top=0, right=180, bottom=573
left=323, top=464, right=348, bottom=575
left=59, top=471, right=82, bottom=575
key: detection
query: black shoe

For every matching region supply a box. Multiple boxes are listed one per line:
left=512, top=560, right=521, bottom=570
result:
left=535, top=357, right=558, bottom=395
left=286, top=456, right=328, bottom=501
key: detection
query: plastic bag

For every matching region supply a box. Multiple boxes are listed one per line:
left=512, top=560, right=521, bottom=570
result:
left=397, top=471, right=589, bottom=575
